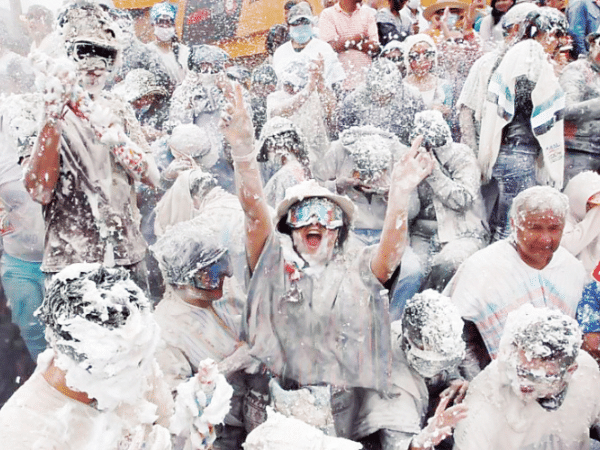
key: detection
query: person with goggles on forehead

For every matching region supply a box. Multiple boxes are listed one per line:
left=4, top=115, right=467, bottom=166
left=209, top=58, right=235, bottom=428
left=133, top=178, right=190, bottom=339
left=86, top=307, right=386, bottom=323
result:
left=219, top=80, right=434, bottom=441
left=454, top=305, right=600, bottom=450
left=152, top=220, right=262, bottom=448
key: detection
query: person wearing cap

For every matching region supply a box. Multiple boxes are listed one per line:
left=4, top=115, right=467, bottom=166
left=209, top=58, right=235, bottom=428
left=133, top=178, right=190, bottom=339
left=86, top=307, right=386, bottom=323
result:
left=559, top=28, right=600, bottom=183
left=478, top=7, right=568, bottom=241
left=356, top=290, right=469, bottom=450
left=152, top=221, right=259, bottom=448
left=23, top=2, right=160, bottom=291
left=220, top=79, right=434, bottom=438
left=319, top=0, right=380, bottom=92
left=148, top=1, right=189, bottom=90
left=273, top=2, right=345, bottom=93
left=453, top=305, right=600, bottom=450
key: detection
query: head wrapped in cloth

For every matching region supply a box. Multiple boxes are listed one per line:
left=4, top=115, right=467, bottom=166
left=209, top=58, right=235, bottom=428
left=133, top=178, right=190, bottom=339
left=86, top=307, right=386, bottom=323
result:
left=58, top=1, right=121, bottom=71
left=401, top=289, right=466, bottom=378
left=151, top=221, right=232, bottom=290
left=150, top=1, right=177, bottom=24
left=36, top=263, right=159, bottom=411
left=410, top=109, right=452, bottom=149
left=339, top=125, right=399, bottom=184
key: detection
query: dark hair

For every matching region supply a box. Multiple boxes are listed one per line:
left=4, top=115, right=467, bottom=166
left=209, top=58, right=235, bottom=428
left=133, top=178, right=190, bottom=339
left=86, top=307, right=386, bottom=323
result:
left=266, top=24, right=289, bottom=55
left=38, top=266, right=147, bottom=343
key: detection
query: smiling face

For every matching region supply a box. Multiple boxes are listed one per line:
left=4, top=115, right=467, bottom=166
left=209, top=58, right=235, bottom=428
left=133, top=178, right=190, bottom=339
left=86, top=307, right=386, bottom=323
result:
left=408, top=41, right=435, bottom=77
left=511, top=210, right=564, bottom=270
left=286, top=197, right=344, bottom=266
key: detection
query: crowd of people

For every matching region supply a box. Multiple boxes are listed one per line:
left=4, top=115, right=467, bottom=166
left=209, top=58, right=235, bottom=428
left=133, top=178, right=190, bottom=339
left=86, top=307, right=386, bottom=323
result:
left=0, top=0, right=599, bottom=448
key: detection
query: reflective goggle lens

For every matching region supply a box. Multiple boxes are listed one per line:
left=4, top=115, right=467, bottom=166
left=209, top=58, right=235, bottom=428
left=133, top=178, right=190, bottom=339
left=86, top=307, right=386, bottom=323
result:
left=192, top=254, right=233, bottom=290
left=286, top=197, right=343, bottom=229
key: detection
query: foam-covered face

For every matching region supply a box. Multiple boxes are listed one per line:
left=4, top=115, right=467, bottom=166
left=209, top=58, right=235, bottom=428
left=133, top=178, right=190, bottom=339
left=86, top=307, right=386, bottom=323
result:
left=512, top=210, right=564, bottom=270
left=291, top=225, right=339, bottom=267
left=50, top=303, right=160, bottom=411
left=408, top=42, right=435, bottom=77
left=191, top=253, right=233, bottom=291
left=506, top=348, right=572, bottom=404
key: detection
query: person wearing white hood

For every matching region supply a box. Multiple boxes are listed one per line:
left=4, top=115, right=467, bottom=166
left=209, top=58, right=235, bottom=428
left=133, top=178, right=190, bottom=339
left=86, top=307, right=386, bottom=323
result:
left=561, top=171, right=600, bottom=278
left=220, top=79, right=434, bottom=439
left=453, top=305, right=600, bottom=450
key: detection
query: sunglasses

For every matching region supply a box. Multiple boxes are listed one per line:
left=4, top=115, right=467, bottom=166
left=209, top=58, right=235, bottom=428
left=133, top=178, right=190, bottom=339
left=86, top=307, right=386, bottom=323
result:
left=191, top=253, right=233, bottom=290
left=408, top=49, right=436, bottom=62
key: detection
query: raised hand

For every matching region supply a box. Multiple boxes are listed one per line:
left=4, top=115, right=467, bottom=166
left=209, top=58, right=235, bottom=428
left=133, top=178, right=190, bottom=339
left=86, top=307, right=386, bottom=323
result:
left=390, top=135, right=435, bottom=194
left=219, top=81, right=255, bottom=158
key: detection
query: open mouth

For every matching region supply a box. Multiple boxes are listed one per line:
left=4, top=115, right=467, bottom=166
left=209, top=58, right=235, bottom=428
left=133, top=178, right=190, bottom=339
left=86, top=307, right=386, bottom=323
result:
left=520, top=385, right=535, bottom=395
left=305, top=230, right=323, bottom=249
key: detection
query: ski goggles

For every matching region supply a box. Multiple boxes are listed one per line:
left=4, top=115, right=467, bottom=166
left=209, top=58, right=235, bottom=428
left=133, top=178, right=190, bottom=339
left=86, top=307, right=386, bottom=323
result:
left=71, top=41, right=118, bottom=69
left=515, top=365, right=565, bottom=387
left=286, top=197, right=344, bottom=229
left=191, top=253, right=233, bottom=290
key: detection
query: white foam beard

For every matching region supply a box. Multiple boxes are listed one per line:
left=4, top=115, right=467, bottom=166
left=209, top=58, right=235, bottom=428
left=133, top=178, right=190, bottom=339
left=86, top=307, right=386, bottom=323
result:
left=49, top=307, right=161, bottom=414
left=291, top=228, right=338, bottom=272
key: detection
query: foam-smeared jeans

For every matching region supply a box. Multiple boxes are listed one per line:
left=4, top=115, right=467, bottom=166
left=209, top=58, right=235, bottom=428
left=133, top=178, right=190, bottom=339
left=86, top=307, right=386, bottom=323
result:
left=1, top=254, right=46, bottom=361
left=490, top=146, right=537, bottom=241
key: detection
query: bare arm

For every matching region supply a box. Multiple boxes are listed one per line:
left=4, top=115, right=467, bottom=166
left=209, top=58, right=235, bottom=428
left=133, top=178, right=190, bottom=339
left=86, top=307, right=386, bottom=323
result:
left=24, top=117, right=62, bottom=205
left=220, top=82, right=273, bottom=272
left=371, top=136, right=434, bottom=284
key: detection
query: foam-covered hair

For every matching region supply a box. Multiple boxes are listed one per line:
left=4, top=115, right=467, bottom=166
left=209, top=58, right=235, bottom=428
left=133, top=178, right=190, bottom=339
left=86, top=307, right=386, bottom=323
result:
left=410, top=109, right=452, bottom=148
left=509, top=185, right=568, bottom=227
left=150, top=1, right=176, bottom=24
left=151, top=220, right=227, bottom=286
left=500, top=304, right=582, bottom=366
left=401, top=289, right=465, bottom=357
left=37, top=263, right=150, bottom=343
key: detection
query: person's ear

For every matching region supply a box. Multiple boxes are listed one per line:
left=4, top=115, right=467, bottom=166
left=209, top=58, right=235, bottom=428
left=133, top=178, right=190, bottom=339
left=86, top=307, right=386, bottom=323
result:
left=566, top=363, right=578, bottom=375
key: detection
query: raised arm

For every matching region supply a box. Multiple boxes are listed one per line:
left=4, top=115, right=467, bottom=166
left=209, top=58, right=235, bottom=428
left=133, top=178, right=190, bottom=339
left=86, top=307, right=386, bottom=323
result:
left=220, top=82, right=273, bottom=272
left=371, top=136, right=434, bottom=283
